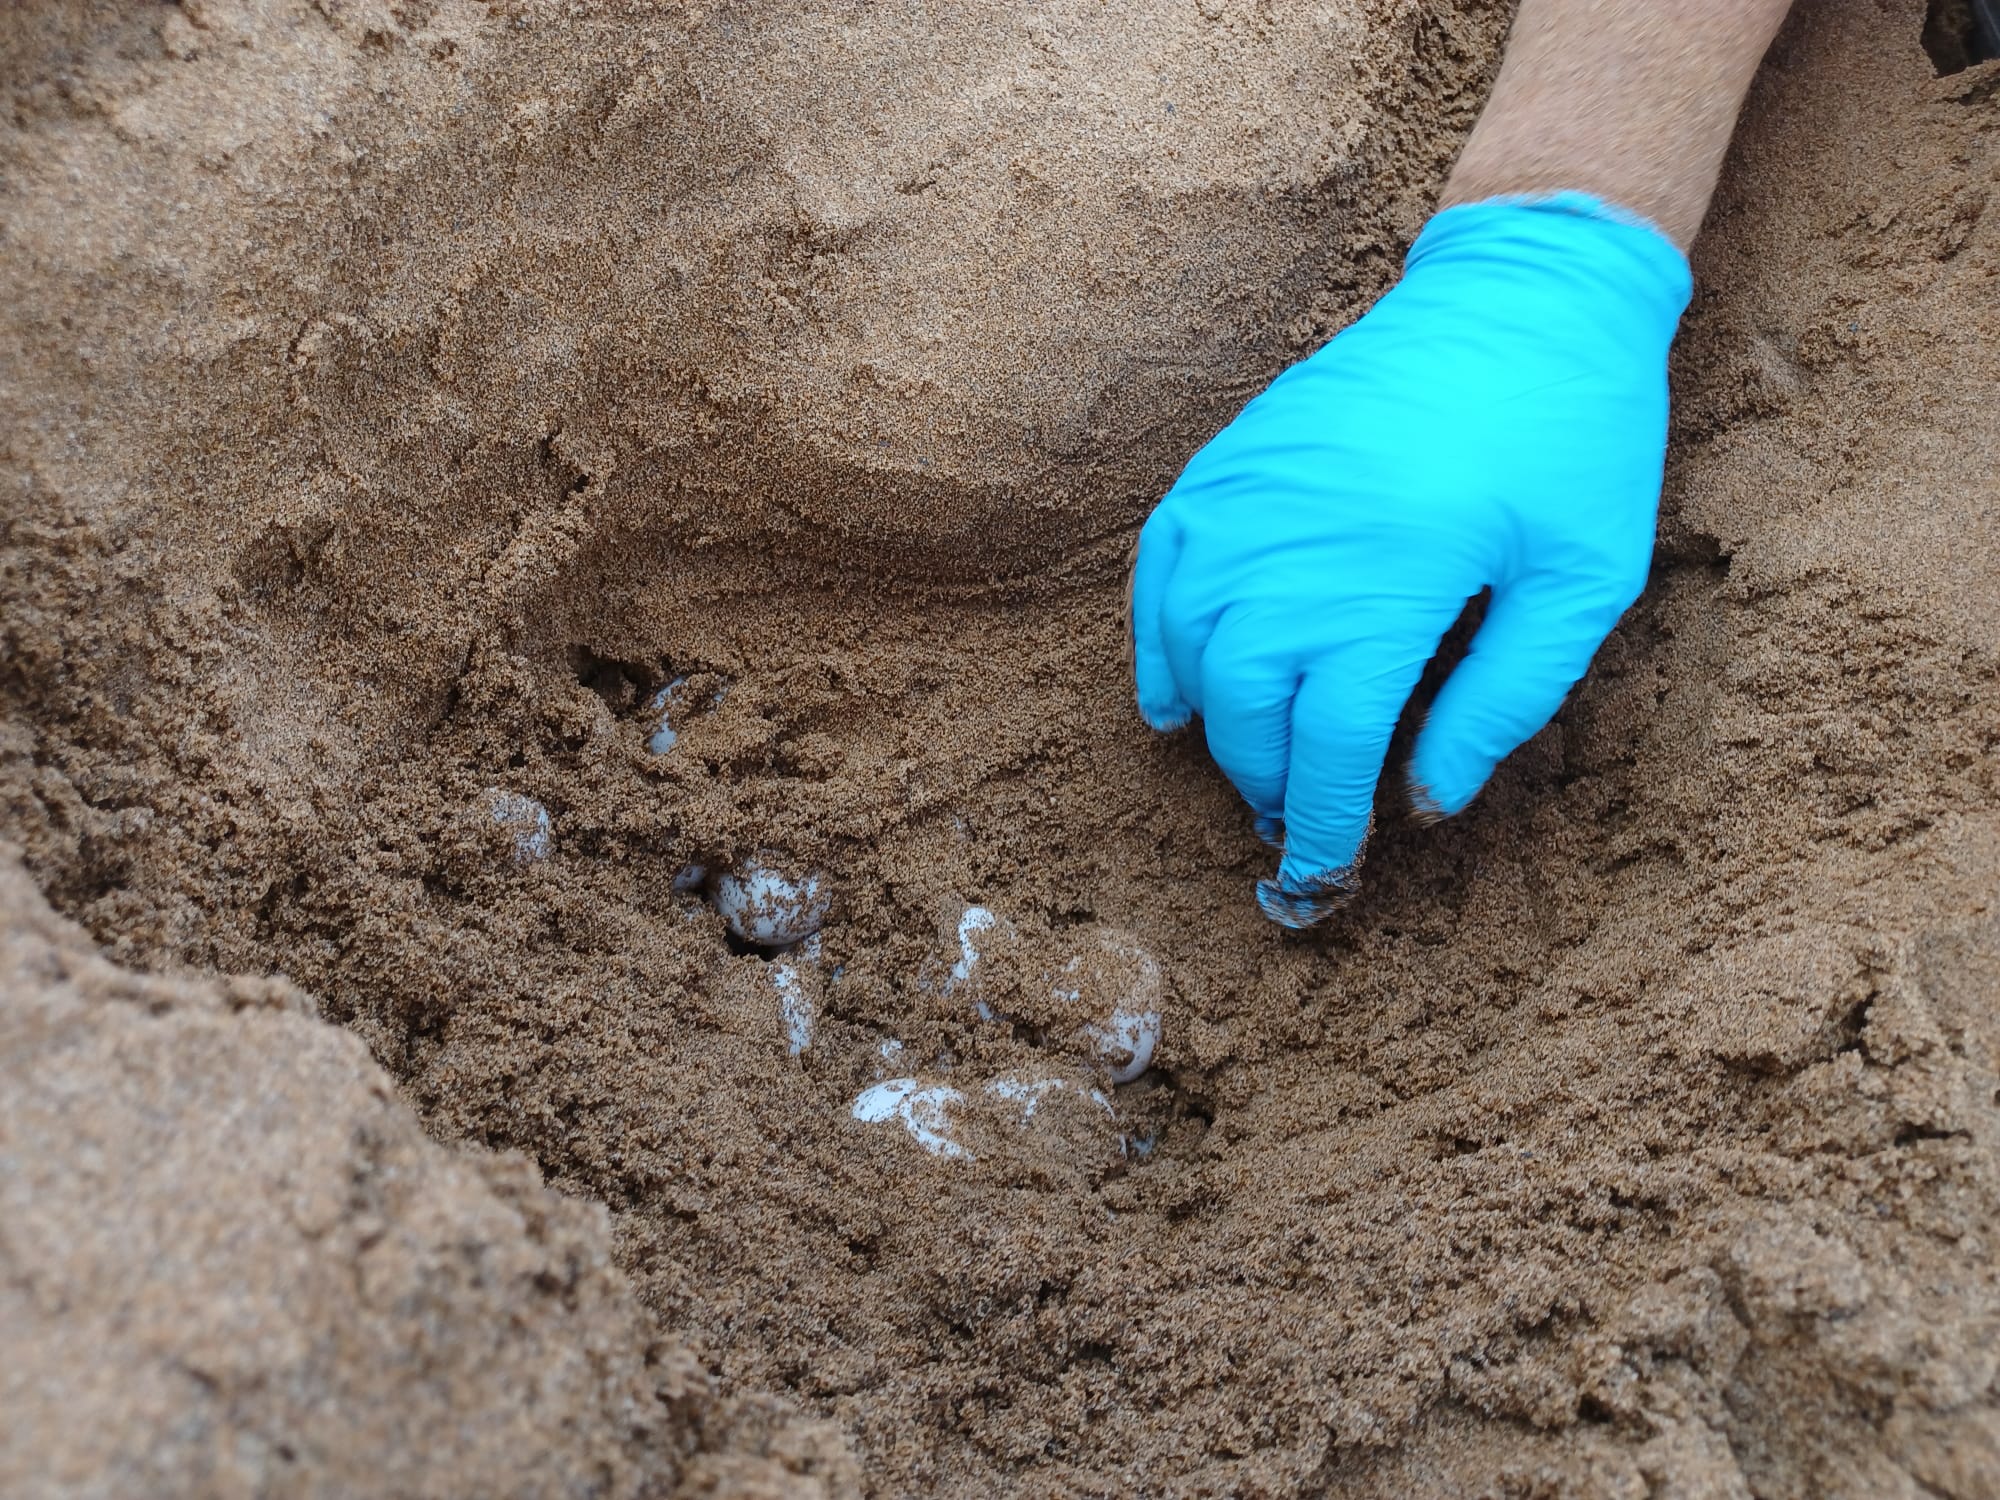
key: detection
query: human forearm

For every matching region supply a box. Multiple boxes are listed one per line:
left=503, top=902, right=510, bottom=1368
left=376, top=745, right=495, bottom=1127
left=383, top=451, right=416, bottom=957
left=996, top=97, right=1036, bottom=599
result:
left=1133, top=0, right=1794, bottom=926
left=1440, top=0, right=1796, bottom=249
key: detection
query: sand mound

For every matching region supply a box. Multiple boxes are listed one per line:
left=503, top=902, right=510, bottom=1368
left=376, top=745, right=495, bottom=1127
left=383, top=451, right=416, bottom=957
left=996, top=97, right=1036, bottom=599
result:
left=0, top=847, right=858, bottom=1497
left=3, top=0, right=1999, bottom=1493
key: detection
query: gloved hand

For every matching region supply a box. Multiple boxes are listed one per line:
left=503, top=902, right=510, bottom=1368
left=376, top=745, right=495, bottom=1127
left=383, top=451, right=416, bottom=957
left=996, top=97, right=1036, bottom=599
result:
left=1131, top=194, right=1692, bottom=927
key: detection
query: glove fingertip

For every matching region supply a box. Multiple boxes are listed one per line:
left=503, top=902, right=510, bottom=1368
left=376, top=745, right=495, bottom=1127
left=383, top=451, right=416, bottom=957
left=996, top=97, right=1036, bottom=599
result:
left=1129, top=510, right=1191, bottom=733
left=1134, top=632, right=1194, bottom=729
left=1258, top=819, right=1369, bottom=930
left=1138, top=694, right=1194, bottom=733
left=1406, top=756, right=1483, bottom=824
left=1407, top=771, right=1449, bottom=826
left=1255, top=867, right=1359, bottom=930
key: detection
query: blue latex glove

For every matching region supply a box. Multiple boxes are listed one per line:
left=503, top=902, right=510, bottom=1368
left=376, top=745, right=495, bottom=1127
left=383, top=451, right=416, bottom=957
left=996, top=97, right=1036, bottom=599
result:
left=1131, top=194, right=1692, bottom=927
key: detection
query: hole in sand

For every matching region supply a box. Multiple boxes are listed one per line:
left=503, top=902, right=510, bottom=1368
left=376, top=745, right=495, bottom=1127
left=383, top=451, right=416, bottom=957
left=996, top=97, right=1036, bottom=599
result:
left=566, top=645, right=655, bottom=713
left=1576, top=1394, right=1617, bottom=1427
left=1922, top=0, right=2000, bottom=73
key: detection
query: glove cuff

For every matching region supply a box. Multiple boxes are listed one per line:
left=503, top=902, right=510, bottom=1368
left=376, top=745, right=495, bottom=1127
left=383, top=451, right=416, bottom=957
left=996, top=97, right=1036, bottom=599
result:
left=1406, top=192, right=1694, bottom=335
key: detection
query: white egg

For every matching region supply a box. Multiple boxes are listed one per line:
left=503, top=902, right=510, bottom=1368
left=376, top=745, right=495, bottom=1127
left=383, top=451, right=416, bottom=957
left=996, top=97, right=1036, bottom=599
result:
left=713, top=859, right=829, bottom=948
left=983, top=1074, right=1115, bottom=1125
left=1083, top=1008, right=1161, bottom=1086
left=948, top=905, right=998, bottom=989
left=946, top=903, right=1015, bottom=1019
left=948, top=913, right=1164, bottom=1083
left=977, top=1071, right=1125, bottom=1168
left=852, top=1078, right=916, bottom=1124
left=1050, top=929, right=1164, bottom=1085
left=644, top=677, right=689, bottom=755
left=484, top=789, right=552, bottom=864
left=770, top=960, right=815, bottom=1056
left=671, top=863, right=708, bottom=893
left=852, top=1078, right=969, bottom=1159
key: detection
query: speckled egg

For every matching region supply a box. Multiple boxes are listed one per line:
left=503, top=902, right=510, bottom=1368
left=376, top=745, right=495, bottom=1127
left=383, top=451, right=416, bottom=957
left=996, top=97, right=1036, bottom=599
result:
left=713, top=859, right=829, bottom=948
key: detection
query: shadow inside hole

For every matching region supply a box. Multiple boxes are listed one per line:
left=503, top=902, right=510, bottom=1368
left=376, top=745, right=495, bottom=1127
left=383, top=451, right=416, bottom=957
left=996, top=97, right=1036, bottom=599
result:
left=567, top=645, right=656, bottom=713
left=1922, top=0, right=2000, bottom=74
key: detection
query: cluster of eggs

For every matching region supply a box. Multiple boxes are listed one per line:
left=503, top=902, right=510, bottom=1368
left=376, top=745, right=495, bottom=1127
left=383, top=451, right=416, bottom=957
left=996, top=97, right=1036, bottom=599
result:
left=491, top=669, right=1167, bottom=1167
left=852, top=907, right=1165, bottom=1163
left=681, top=861, right=1164, bottom=1165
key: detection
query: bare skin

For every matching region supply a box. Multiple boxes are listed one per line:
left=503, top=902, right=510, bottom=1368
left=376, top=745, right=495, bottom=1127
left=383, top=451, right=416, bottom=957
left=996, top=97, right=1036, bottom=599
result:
left=1441, top=0, right=1799, bottom=250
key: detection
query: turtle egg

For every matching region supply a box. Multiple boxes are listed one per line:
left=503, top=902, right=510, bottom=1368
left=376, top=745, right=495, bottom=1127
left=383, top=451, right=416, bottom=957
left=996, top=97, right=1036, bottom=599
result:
left=484, top=789, right=552, bottom=865
left=770, top=960, right=816, bottom=1056
left=947, top=904, right=1015, bottom=1019
left=852, top=1078, right=969, bottom=1159
left=977, top=1072, right=1125, bottom=1168
left=713, top=859, right=829, bottom=948
left=949, top=906, right=998, bottom=989
left=983, top=1074, right=1114, bottom=1125
left=644, top=677, right=689, bottom=755
left=1050, top=929, right=1164, bottom=1085
left=1082, top=1006, right=1161, bottom=1086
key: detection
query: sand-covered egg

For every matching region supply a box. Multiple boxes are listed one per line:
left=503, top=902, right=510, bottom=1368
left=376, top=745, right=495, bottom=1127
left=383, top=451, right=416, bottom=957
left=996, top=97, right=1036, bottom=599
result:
left=484, top=789, right=552, bottom=865
left=982, top=1071, right=1125, bottom=1167
left=945, top=903, right=1017, bottom=1019
left=643, top=676, right=689, bottom=754
left=851, top=1072, right=1121, bottom=1167
left=770, top=959, right=817, bottom=1056
left=983, top=1073, right=1114, bottom=1126
left=1049, top=927, right=1163, bottom=1084
left=949, top=905, right=999, bottom=989
left=945, top=909, right=1164, bottom=1083
left=852, top=1078, right=969, bottom=1158
left=644, top=673, right=731, bottom=756
left=713, top=858, right=829, bottom=948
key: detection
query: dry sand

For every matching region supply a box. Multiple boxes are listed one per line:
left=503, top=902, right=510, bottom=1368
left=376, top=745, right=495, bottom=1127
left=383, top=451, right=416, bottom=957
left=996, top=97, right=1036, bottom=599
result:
left=0, top=846, right=858, bottom=1498
left=3, top=0, right=1998, bottom=1495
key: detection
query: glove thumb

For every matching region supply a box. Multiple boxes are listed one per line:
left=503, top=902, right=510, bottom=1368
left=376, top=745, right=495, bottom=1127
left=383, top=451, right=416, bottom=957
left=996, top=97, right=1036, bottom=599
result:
left=1408, top=569, right=1639, bottom=819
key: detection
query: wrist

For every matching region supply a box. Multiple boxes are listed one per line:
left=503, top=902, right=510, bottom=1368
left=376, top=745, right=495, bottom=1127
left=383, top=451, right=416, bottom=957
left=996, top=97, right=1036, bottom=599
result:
left=1403, top=194, right=1694, bottom=347
left=1435, top=1, right=1796, bottom=249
